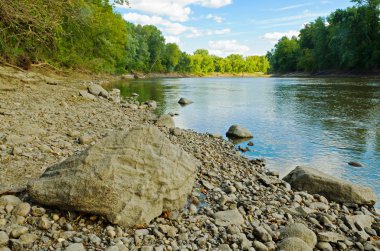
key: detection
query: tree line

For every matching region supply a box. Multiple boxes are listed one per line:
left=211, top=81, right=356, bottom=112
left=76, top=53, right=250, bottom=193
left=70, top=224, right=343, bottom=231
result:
left=0, top=0, right=268, bottom=74
left=267, top=0, right=380, bottom=73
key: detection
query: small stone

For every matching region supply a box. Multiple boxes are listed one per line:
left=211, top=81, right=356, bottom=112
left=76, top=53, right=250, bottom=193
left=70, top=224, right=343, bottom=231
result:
left=52, top=214, right=60, bottom=221
left=135, top=229, right=149, bottom=236
left=141, top=246, right=153, bottom=251
left=317, top=232, right=345, bottom=243
left=31, top=206, right=46, bottom=217
left=0, top=195, right=21, bottom=207
left=178, top=97, right=193, bottom=105
left=253, top=226, right=272, bottom=242
left=12, top=147, right=22, bottom=155
left=12, top=202, right=30, bottom=217
left=217, top=244, right=232, bottom=251
left=106, top=226, right=116, bottom=238
left=355, top=231, right=370, bottom=242
left=19, top=233, right=37, bottom=246
left=214, top=209, right=244, bottom=226
left=316, top=242, right=333, bottom=251
left=252, top=240, right=268, bottom=251
left=38, top=216, right=52, bottom=230
left=278, top=237, right=313, bottom=251
left=5, top=204, right=13, bottom=214
left=0, top=231, right=9, bottom=246
left=78, top=134, right=93, bottom=145
left=11, top=226, right=29, bottom=238
left=65, top=243, right=86, bottom=251
left=189, top=204, right=197, bottom=214
left=280, top=223, right=317, bottom=248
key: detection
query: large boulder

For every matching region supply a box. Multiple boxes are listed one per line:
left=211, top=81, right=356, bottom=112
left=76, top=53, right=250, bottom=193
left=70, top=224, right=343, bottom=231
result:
left=283, top=166, right=377, bottom=206
left=226, top=125, right=253, bottom=139
left=27, top=126, right=198, bottom=227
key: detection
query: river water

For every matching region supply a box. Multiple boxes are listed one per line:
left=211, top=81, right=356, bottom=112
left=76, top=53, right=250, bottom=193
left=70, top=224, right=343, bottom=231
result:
left=107, top=77, right=380, bottom=206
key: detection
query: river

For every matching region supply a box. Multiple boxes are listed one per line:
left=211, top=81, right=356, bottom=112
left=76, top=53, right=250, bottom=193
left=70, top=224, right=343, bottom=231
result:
left=107, top=77, right=380, bottom=207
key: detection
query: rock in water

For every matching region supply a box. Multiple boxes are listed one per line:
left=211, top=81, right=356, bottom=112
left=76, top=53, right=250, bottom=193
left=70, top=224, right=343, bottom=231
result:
left=283, top=166, right=377, bottom=206
left=226, top=125, right=253, bottom=139
left=27, top=126, right=198, bottom=227
left=178, top=97, right=193, bottom=105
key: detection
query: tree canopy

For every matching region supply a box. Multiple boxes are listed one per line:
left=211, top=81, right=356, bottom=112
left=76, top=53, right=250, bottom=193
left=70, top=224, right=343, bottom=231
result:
left=0, top=0, right=268, bottom=74
left=267, top=0, right=380, bottom=73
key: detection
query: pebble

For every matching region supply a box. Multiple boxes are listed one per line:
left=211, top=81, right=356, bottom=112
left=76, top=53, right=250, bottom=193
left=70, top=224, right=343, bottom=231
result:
left=0, top=231, right=9, bottom=246
left=10, top=226, right=29, bottom=238
left=12, top=202, right=31, bottom=217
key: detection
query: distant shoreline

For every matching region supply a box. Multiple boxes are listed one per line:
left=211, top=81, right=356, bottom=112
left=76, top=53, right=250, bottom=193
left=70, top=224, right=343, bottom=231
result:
left=121, top=71, right=380, bottom=80
left=271, top=71, right=380, bottom=78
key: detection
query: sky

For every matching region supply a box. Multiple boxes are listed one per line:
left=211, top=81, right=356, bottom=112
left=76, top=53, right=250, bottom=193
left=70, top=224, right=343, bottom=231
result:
left=115, top=0, right=353, bottom=57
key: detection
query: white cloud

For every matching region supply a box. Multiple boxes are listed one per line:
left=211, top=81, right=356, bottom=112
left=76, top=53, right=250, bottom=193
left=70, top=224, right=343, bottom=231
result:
left=208, top=40, right=250, bottom=57
left=165, top=36, right=181, bottom=44
left=206, top=14, right=223, bottom=23
left=118, top=0, right=232, bottom=22
left=123, top=13, right=188, bottom=35
left=262, top=30, right=300, bottom=43
left=257, top=11, right=328, bottom=28
left=276, top=3, right=314, bottom=11
left=124, top=12, right=231, bottom=39
left=186, top=28, right=230, bottom=38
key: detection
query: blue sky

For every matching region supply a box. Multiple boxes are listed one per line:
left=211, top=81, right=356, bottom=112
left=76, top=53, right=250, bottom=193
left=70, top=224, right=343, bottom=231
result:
left=116, top=0, right=353, bottom=56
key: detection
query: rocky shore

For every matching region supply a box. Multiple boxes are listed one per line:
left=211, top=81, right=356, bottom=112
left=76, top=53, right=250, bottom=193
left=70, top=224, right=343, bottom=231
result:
left=0, top=66, right=379, bottom=251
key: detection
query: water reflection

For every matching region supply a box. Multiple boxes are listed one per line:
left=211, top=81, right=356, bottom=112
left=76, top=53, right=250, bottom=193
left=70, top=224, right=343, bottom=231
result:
left=107, top=77, right=380, bottom=208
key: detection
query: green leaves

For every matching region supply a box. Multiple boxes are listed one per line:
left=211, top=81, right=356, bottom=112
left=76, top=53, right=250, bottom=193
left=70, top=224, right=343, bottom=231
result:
left=269, top=1, right=379, bottom=73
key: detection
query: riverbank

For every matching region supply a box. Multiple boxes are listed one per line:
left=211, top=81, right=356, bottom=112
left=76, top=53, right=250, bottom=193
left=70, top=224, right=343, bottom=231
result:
left=0, top=66, right=379, bottom=250
left=271, top=71, right=380, bottom=78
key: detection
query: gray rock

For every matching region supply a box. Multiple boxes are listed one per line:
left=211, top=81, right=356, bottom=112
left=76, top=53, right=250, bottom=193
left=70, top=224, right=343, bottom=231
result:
left=0, top=231, right=9, bottom=246
left=355, top=231, right=370, bottom=242
left=0, top=247, right=11, bottom=251
left=283, top=166, right=377, bottom=205
left=252, top=240, right=268, bottom=251
left=78, top=134, right=93, bottom=145
left=316, top=242, right=333, bottom=251
left=178, top=97, right=193, bottom=105
left=79, top=90, right=96, bottom=100
left=38, top=216, right=52, bottom=230
left=277, top=237, right=313, bottom=251
left=226, top=125, right=253, bottom=138
left=11, top=233, right=37, bottom=249
left=12, top=202, right=30, bottom=217
left=317, top=231, right=345, bottom=243
left=88, top=84, right=108, bottom=98
left=10, top=226, right=28, bottom=238
left=28, top=126, right=198, bottom=227
left=214, top=209, right=244, bottom=226
left=155, top=114, right=175, bottom=128
left=280, top=223, right=317, bottom=248
left=65, top=243, right=86, bottom=251
left=0, top=195, right=21, bottom=207
left=253, top=226, right=272, bottom=242
left=217, top=244, right=232, bottom=251
left=343, top=215, right=373, bottom=231
left=145, top=101, right=157, bottom=109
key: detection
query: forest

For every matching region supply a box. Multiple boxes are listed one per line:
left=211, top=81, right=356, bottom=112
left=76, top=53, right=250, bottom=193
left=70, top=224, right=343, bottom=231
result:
left=0, top=0, right=269, bottom=74
left=267, top=0, right=380, bottom=73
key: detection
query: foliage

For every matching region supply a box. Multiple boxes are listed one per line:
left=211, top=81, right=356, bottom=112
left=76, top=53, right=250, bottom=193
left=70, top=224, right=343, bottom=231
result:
left=268, top=0, right=380, bottom=73
left=0, top=0, right=270, bottom=74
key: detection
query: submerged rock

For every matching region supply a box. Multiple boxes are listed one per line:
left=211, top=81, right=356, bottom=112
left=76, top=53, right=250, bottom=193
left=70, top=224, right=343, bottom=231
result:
left=226, top=125, right=253, bottom=139
left=27, top=126, right=198, bottom=227
left=283, top=166, right=377, bottom=206
left=178, top=97, right=193, bottom=105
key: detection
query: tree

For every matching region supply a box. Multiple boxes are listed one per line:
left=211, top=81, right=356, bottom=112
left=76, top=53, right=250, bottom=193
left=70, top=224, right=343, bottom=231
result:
left=164, top=43, right=180, bottom=72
